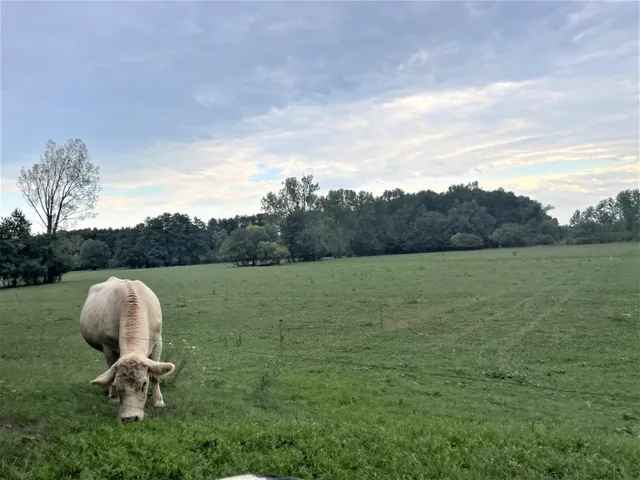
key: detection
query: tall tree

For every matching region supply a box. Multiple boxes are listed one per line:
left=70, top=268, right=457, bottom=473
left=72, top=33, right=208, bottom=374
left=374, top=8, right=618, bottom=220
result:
left=0, top=209, right=32, bottom=286
left=615, top=188, right=640, bottom=234
left=261, top=174, right=320, bottom=220
left=0, top=208, right=32, bottom=240
left=16, top=138, right=101, bottom=235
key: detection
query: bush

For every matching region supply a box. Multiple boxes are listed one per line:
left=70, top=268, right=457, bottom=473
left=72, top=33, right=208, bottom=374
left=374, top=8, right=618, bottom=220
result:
left=530, top=234, right=555, bottom=246
left=450, top=233, right=484, bottom=250
left=219, top=225, right=282, bottom=267
left=491, top=223, right=529, bottom=247
left=257, top=241, right=289, bottom=265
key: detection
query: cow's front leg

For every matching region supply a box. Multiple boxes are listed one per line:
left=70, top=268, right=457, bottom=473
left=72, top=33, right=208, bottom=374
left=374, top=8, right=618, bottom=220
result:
left=150, top=376, right=165, bottom=408
left=149, top=341, right=166, bottom=408
left=103, top=345, right=120, bottom=404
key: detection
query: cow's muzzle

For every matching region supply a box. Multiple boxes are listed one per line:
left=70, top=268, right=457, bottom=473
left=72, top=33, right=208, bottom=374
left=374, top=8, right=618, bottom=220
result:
left=121, top=415, right=141, bottom=423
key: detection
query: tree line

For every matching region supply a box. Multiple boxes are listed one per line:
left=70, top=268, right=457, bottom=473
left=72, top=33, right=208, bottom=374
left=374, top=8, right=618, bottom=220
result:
left=1, top=138, right=638, bottom=287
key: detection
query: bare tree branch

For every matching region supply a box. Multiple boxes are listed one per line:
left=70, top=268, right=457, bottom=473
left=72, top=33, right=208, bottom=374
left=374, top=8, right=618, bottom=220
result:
left=16, top=138, right=101, bottom=235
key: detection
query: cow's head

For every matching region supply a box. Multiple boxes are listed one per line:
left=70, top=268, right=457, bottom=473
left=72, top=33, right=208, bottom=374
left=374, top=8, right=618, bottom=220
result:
left=91, top=353, right=174, bottom=422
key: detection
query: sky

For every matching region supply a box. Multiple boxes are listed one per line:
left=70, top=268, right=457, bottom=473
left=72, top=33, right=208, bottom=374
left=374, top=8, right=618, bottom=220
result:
left=1, top=0, right=638, bottom=232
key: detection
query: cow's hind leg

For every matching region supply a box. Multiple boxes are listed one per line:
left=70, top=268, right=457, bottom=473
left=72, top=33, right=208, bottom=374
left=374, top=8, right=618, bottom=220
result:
left=103, top=346, right=119, bottom=403
left=149, top=341, right=166, bottom=408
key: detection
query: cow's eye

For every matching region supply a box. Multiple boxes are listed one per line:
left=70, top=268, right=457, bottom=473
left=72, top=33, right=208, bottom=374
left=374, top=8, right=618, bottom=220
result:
left=141, top=381, right=147, bottom=391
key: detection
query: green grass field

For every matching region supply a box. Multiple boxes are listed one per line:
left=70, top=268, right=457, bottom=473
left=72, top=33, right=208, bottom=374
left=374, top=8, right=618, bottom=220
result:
left=1, top=243, right=639, bottom=479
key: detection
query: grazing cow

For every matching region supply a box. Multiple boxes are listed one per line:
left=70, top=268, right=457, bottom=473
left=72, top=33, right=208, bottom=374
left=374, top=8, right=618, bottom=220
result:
left=79, top=276, right=175, bottom=422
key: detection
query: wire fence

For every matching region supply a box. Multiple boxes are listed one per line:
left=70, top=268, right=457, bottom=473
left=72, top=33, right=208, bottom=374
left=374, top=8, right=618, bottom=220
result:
left=1, top=274, right=638, bottom=414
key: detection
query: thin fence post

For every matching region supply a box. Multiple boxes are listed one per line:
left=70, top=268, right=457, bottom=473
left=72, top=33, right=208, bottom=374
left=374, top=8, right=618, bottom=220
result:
left=279, top=319, right=284, bottom=351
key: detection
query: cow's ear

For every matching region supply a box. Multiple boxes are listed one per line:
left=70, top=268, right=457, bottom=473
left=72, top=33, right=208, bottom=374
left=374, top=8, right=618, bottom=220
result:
left=91, top=365, right=116, bottom=386
left=147, top=361, right=175, bottom=378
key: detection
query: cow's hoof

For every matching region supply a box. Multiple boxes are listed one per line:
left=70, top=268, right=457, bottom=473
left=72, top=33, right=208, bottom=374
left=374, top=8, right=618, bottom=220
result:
left=109, top=397, right=119, bottom=404
left=153, top=400, right=166, bottom=408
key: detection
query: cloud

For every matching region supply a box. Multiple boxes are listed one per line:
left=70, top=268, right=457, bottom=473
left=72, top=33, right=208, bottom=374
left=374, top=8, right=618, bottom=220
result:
left=255, top=66, right=297, bottom=89
left=464, top=1, right=499, bottom=18
left=1, top=1, right=638, bottom=232
left=90, top=69, right=636, bottom=228
left=396, top=42, right=460, bottom=73
left=6, top=69, right=637, bottom=229
left=193, top=83, right=228, bottom=107
left=495, top=162, right=640, bottom=221
left=564, top=2, right=604, bottom=30
left=1, top=178, right=20, bottom=196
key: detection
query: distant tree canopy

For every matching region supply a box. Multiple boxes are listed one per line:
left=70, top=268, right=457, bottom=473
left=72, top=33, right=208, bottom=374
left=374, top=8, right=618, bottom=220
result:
left=79, top=239, right=111, bottom=270
left=0, top=209, right=74, bottom=287
left=567, top=189, right=640, bottom=244
left=2, top=171, right=638, bottom=287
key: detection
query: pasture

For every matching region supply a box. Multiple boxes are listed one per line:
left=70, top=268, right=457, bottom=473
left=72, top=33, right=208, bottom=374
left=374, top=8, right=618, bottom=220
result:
left=1, top=243, right=639, bottom=479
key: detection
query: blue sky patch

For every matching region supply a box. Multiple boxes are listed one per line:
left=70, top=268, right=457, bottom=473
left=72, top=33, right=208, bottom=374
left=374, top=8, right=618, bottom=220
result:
left=250, top=166, right=283, bottom=182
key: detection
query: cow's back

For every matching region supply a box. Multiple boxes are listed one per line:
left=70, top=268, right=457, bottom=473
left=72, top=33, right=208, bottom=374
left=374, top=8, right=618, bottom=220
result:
left=79, top=277, right=162, bottom=353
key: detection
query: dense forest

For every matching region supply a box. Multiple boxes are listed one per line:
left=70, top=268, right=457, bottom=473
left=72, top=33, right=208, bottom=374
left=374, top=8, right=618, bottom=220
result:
left=2, top=175, right=638, bottom=288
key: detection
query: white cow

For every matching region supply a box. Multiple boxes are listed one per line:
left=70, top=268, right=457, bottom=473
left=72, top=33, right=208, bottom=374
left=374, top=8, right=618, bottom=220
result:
left=79, top=276, right=175, bottom=422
